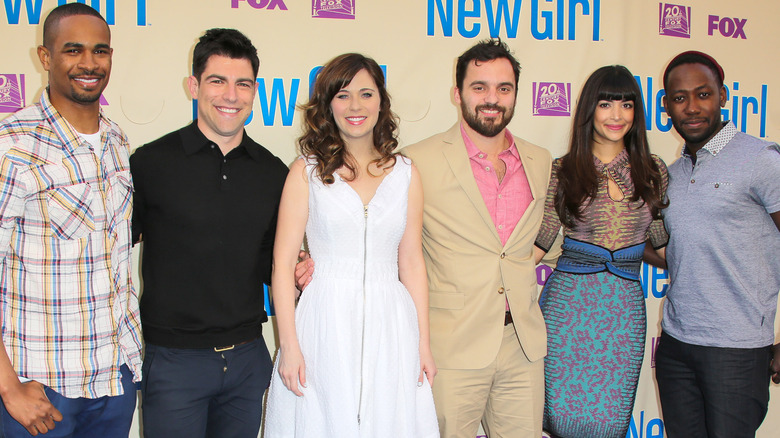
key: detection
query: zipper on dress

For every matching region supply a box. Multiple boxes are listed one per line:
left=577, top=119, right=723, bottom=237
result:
left=357, top=204, right=368, bottom=426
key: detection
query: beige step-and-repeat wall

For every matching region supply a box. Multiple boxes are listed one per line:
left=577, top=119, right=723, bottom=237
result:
left=2, top=0, right=778, bottom=436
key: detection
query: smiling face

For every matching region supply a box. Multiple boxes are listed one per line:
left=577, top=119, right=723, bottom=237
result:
left=592, top=99, right=634, bottom=147
left=329, top=68, right=381, bottom=147
left=663, top=63, right=727, bottom=152
left=455, top=58, right=516, bottom=139
left=188, top=54, right=257, bottom=150
left=38, top=14, right=112, bottom=110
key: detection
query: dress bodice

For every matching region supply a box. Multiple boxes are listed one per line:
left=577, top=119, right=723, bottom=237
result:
left=305, top=156, right=411, bottom=283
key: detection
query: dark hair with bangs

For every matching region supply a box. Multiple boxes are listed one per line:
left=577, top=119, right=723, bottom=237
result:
left=192, top=28, right=259, bottom=81
left=455, top=39, right=521, bottom=92
left=555, top=65, right=667, bottom=226
left=299, top=53, right=398, bottom=184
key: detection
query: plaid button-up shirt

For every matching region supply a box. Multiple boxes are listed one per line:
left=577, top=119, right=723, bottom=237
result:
left=0, top=91, right=142, bottom=398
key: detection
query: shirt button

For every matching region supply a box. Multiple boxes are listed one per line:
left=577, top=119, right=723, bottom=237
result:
left=498, top=224, right=504, bottom=230
left=714, top=183, right=720, bottom=188
left=478, top=154, right=484, bottom=158
left=498, top=194, right=502, bottom=199
left=498, top=287, right=505, bottom=295
left=222, top=175, right=228, bottom=180
left=485, top=166, right=491, bottom=171
left=500, top=252, right=506, bottom=259
left=690, top=179, right=695, bottom=184
left=211, top=144, right=215, bottom=149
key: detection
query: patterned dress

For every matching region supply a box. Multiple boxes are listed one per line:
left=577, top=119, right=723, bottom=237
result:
left=534, top=150, right=668, bottom=438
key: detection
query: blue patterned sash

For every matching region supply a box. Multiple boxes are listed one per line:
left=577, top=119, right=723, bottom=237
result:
left=556, top=237, right=645, bottom=281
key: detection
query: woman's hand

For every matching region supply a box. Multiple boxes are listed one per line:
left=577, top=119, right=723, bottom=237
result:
left=277, top=346, right=307, bottom=396
left=418, top=345, right=437, bottom=387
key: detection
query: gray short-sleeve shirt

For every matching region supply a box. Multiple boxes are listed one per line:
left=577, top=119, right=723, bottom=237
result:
left=662, top=122, right=780, bottom=348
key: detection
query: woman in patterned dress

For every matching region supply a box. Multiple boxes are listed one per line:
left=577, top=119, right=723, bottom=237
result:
left=533, top=65, right=668, bottom=438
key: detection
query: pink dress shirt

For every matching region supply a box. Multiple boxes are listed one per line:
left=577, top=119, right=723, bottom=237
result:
left=461, top=124, right=533, bottom=245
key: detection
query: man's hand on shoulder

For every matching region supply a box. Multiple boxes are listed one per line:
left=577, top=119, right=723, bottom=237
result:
left=1, top=380, right=62, bottom=435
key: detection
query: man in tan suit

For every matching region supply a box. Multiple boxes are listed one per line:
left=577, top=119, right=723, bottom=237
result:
left=403, top=39, right=552, bottom=438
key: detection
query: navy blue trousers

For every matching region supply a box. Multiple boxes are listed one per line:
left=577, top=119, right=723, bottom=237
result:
left=0, top=365, right=136, bottom=438
left=655, top=332, right=771, bottom=438
left=140, top=338, right=272, bottom=438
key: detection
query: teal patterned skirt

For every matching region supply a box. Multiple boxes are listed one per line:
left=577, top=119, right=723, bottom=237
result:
left=540, top=238, right=646, bottom=438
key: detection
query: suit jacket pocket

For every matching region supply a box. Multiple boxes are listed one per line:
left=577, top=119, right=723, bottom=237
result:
left=429, top=290, right=465, bottom=310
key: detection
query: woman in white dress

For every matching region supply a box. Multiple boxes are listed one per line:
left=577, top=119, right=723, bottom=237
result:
left=265, top=53, right=439, bottom=437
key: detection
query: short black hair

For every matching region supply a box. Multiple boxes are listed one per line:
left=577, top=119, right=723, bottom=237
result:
left=192, top=28, right=259, bottom=81
left=663, top=50, right=725, bottom=90
left=43, top=3, right=108, bottom=48
left=455, top=39, right=521, bottom=92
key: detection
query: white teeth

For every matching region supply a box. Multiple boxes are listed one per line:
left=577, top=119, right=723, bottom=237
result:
left=75, top=78, right=98, bottom=84
left=218, top=107, right=239, bottom=114
left=346, top=117, right=365, bottom=121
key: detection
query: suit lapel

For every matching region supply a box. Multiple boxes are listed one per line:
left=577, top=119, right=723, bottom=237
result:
left=503, top=138, right=545, bottom=250
left=441, top=124, right=502, bottom=246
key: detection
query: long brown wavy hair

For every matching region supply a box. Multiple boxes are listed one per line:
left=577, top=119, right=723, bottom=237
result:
left=299, top=53, right=398, bottom=184
left=555, top=65, right=667, bottom=227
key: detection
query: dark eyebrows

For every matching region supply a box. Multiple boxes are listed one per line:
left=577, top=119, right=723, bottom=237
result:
left=204, top=74, right=227, bottom=82
left=468, top=80, right=514, bottom=89
left=61, top=42, right=111, bottom=51
left=204, top=74, right=255, bottom=84
left=668, top=83, right=712, bottom=95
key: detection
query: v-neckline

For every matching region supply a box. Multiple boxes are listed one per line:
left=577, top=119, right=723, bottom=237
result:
left=337, top=163, right=398, bottom=207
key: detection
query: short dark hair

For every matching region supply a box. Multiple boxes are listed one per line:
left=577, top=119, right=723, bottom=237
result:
left=455, top=39, right=521, bottom=92
left=663, top=50, right=725, bottom=90
left=43, top=3, right=108, bottom=48
left=192, top=28, right=259, bottom=81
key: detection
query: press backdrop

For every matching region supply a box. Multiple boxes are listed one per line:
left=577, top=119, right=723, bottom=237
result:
left=1, top=1, right=778, bottom=437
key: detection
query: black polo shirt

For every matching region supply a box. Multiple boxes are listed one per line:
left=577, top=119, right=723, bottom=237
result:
left=130, top=121, right=288, bottom=348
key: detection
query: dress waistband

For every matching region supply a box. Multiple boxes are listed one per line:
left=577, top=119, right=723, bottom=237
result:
left=555, top=236, right=645, bottom=281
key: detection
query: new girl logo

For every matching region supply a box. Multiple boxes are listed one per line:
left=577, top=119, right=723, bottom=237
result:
left=658, top=3, right=691, bottom=38
left=312, top=0, right=355, bottom=20
left=0, top=74, right=25, bottom=113
left=532, top=82, right=571, bottom=117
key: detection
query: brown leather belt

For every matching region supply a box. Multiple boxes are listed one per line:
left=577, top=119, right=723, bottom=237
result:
left=504, top=311, right=513, bottom=326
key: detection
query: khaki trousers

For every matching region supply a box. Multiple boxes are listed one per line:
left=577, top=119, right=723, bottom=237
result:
left=433, top=323, right=544, bottom=438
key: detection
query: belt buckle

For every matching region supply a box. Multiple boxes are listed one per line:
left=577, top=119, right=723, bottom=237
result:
left=214, top=345, right=235, bottom=352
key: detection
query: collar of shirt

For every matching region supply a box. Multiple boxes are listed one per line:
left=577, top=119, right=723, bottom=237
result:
left=460, top=123, right=521, bottom=164
left=39, top=88, right=118, bottom=155
left=682, top=121, right=737, bottom=158
left=181, top=121, right=265, bottom=162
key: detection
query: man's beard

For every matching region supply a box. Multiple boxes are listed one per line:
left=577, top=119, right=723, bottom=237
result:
left=461, top=102, right=514, bottom=138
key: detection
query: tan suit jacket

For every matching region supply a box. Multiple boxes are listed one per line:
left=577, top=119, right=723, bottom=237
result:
left=403, top=123, right=552, bottom=370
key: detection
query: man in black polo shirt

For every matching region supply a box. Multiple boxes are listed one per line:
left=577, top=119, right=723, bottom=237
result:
left=129, top=28, right=287, bottom=437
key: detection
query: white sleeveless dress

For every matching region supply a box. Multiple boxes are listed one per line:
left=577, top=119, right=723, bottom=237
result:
left=265, top=157, right=439, bottom=437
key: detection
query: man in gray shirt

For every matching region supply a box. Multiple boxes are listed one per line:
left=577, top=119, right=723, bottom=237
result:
left=655, top=50, right=780, bottom=438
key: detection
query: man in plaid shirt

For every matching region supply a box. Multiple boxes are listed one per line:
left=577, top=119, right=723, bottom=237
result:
left=0, top=4, right=142, bottom=437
